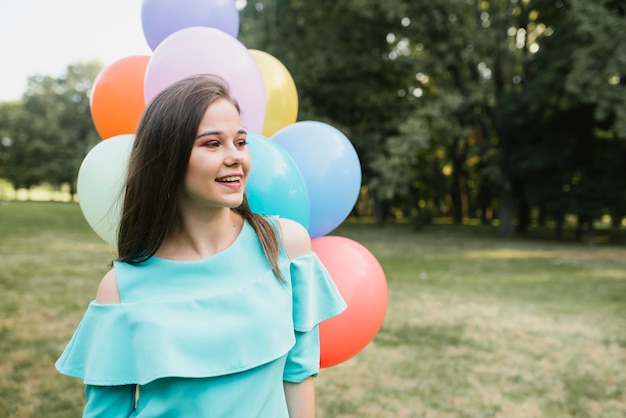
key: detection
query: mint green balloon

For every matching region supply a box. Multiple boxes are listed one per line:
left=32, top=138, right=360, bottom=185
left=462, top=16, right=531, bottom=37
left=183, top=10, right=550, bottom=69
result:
left=77, top=134, right=134, bottom=246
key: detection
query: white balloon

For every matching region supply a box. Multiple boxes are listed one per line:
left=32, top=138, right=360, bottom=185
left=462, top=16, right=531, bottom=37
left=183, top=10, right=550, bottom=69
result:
left=77, top=135, right=133, bottom=246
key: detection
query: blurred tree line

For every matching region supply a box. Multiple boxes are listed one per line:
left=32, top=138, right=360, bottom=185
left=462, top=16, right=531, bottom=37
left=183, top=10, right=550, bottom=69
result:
left=0, top=62, right=102, bottom=196
left=1, top=0, right=625, bottom=240
left=239, top=0, right=626, bottom=239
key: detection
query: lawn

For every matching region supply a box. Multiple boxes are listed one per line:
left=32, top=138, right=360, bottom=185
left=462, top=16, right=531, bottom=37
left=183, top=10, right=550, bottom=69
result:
left=1, top=201, right=625, bottom=417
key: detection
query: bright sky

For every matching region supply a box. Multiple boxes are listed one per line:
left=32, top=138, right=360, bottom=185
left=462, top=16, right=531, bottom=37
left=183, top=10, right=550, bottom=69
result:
left=0, top=0, right=153, bottom=101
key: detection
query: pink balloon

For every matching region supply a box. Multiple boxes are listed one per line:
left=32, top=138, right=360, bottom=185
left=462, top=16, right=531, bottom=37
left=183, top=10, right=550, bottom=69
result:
left=312, top=236, right=388, bottom=368
left=143, top=27, right=266, bottom=133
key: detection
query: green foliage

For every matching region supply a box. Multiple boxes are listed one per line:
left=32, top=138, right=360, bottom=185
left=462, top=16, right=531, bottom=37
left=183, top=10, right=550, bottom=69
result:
left=0, top=102, right=23, bottom=183
left=498, top=0, right=626, bottom=232
left=239, top=0, right=417, bottom=182
left=566, top=0, right=626, bottom=138
left=0, top=62, right=102, bottom=194
left=239, top=0, right=626, bottom=234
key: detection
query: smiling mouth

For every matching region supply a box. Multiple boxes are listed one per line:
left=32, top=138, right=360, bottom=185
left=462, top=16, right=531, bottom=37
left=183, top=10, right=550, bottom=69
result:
left=216, top=176, right=241, bottom=183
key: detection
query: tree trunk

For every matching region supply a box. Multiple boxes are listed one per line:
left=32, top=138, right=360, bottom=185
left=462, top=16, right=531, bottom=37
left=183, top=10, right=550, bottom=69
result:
left=478, top=183, right=492, bottom=225
left=450, top=171, right=463, bottom=224
left=537, top=203, right=547, bottom=227
left=575, top=216, right=585, bottom=241
left=373, top=194, right=387, bottom=227
left=587, top=220, right=596, bottom=246
left=516, top=184, right=530, bottom=235
left=498, top=178, right=515, bottom=238
left=554, top=213, right=564, bottom=239
left=449, top=137, right=464, bottom=224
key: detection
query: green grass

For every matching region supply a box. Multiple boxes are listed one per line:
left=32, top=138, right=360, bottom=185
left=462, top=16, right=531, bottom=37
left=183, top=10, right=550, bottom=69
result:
left=1, top=202, right=625, bottom=417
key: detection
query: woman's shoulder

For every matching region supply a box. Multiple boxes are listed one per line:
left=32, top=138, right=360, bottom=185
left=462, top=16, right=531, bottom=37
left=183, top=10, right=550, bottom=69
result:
left=95, top=268, right=121, bottom=304
left=277, top=217, right=312, bottom=260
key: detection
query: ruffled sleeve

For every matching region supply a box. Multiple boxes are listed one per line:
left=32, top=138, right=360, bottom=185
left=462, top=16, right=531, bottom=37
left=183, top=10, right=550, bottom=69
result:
left=289, top=252, right=346, bottom=331
left=283, top=252, right=347, bottom=382
left=83, top=385, right=136, bottom=418
left=55, top=274, right=295, bottom=386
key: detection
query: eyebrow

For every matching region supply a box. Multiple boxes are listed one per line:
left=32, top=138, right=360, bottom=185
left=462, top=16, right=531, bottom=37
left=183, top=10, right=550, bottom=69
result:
left=196, top=129, right=247, bottom=140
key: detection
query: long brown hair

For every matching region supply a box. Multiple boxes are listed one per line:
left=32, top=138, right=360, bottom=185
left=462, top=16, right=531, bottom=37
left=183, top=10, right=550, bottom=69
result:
left=116, top=74, right=282, bottom=279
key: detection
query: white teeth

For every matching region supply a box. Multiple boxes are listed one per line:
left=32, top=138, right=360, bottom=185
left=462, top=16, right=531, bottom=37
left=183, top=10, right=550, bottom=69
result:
left=217, top=176, right=239, bottom=182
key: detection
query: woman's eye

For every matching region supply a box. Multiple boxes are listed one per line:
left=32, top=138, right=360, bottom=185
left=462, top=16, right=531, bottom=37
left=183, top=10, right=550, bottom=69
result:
left=204, top=141, right=220, bottom=148
left=236, top=140, right=248, bottom=148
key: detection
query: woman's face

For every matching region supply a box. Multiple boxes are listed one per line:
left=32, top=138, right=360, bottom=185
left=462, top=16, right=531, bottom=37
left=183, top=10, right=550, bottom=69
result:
left=181, top=98, right=250, bottom=211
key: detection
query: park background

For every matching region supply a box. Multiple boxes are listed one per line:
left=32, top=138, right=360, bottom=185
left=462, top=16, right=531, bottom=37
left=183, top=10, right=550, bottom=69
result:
left=1, top=0, right=626, bottom=417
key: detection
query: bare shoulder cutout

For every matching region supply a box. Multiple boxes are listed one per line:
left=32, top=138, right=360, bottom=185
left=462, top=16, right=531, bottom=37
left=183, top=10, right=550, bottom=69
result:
left=95, top=268, right=121, bottom=304
left=277, top=218, right=312, bottom=260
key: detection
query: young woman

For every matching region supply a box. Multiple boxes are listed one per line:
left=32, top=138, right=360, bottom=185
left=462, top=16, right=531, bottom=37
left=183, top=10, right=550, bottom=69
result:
left=56, top=74, right=346, bottom=417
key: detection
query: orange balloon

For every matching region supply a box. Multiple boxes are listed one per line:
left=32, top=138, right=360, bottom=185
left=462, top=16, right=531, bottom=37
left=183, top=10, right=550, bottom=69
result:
left=90, top=55, right=150, bottom=139
left=312, top=236, right=388, bottom=368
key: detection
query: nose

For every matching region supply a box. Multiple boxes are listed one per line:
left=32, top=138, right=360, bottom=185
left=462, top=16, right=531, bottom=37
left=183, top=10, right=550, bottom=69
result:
left=224, top=142, right=245, bottom=166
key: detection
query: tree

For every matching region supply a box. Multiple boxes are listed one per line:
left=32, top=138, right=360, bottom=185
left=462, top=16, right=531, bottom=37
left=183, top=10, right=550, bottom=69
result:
left=5, top=61, right=102, bottom=196
left=0, top=101, right=24, bottom=187
left=381, top=0, right=626, bottom=237
left=566, top=0, right=626, bottom=139
left=238, top=0, right=626, bottom=238
left=501, top=0, right=626, bottom=239
left=379, top=0, right=524, bottom=231
left=239, top=0, right=418, bottom=223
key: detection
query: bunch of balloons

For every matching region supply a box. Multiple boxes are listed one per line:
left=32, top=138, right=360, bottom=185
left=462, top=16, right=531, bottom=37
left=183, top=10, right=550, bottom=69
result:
left=78, top=0, right=387, bottom=368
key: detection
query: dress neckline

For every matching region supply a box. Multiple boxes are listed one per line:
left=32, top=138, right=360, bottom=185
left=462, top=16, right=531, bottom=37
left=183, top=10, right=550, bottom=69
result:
left=150, top=220, right=250, bottom=263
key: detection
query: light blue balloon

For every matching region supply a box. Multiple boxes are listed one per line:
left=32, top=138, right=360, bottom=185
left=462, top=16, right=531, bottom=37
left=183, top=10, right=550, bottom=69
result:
left=272, top=121, right=362, bottom=238
left=246, top=133, right=310, bottom=229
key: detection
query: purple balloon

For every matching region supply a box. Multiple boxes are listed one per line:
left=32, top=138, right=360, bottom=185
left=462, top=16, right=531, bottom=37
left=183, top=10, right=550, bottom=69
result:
left=141, top=0, right=240, bottom=51
left=143, top=26, right=267, bottom=134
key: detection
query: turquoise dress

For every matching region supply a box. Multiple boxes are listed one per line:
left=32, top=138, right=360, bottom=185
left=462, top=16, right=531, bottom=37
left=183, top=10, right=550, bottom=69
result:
left=56, top=217, right=347, bottom=417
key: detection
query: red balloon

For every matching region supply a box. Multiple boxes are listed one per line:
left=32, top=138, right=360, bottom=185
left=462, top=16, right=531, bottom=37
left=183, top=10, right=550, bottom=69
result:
left=90, top=55, right=150, bottom=139
left=312, top=236, right=388, bottom=368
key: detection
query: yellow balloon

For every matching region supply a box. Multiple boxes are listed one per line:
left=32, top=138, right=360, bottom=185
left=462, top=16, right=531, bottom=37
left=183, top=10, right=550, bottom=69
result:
left=249, top=49, right=299, bottom=137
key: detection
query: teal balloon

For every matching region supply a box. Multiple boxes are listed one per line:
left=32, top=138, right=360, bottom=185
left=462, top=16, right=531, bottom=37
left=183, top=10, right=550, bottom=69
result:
left=272, top=121, right=361, bottom=238
left=77, top=134, right=134, bottom=246
left=246, top=133, right=310, bottom=229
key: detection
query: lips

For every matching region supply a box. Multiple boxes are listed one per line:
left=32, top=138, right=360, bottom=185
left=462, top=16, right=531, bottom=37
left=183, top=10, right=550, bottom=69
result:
left=215, top=175, right=242, bottom=183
